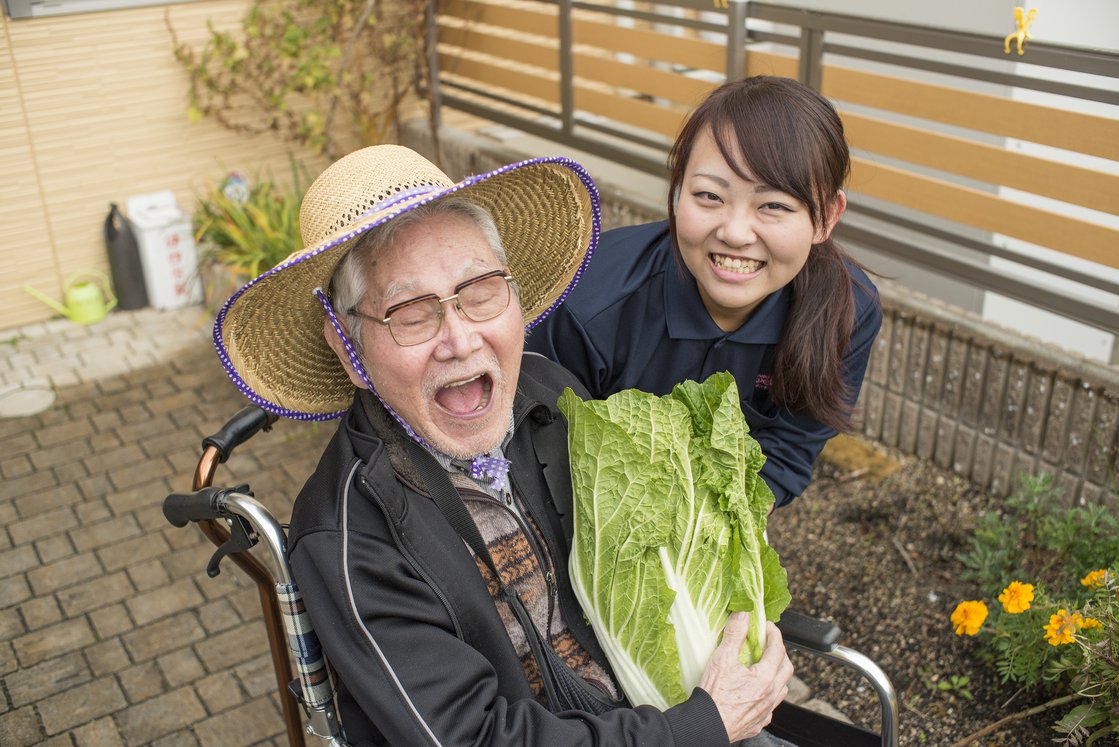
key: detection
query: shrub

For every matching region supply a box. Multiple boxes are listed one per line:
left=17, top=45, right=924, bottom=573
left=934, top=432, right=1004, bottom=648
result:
left=194, top=158, right=309, bottom=279
left=168, top=0, right=429, bottom=160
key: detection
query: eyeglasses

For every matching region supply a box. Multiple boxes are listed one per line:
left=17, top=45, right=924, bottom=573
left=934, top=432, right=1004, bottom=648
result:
left=350, top=270, right=515, bottom=347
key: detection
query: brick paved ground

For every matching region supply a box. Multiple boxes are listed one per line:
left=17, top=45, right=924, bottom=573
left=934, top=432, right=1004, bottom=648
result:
left=1, top=308, right=332, bottom=746
left=1, top=307, right=837, bottom=746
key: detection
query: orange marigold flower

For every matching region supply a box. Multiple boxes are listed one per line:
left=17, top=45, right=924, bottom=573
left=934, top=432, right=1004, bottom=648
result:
left=1044, top=608, right=1083, bottom=646
left=998, top=581, right=1034, bottom=614
left=1080, top=569, right=1109, bottom=588
left=1082, top=617, right=1102, bottom=630
left=951, top=600, right=988, bottom=636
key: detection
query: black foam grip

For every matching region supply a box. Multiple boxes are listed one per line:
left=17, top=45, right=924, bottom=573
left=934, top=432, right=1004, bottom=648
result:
left=201, top=406, right=278, bottom=463
left=777, top=609, right=842, bottom=653
left=163, top=487, right=225, bottom=528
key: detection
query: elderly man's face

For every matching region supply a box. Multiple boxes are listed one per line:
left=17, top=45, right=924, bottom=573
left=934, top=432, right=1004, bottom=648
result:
left=352, top=212, right=523, bottom=458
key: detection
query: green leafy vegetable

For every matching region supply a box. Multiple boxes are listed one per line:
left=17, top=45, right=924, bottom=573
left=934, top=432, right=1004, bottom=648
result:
left=559, top=372, right=790, bottom=710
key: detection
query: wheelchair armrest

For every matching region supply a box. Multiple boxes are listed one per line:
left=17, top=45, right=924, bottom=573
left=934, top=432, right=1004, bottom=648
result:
left=777, top=609, right=842, bottom=653
left=776, top=609, right=900, bottom=746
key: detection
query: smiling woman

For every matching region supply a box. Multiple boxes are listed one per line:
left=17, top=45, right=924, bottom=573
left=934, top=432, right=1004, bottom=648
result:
left=673, top=127, right=847, bottom=332
left=527, top=76, right=883, bottom=510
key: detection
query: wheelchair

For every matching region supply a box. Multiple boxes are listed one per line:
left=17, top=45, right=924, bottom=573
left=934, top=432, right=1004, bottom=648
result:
left=163, top=406, right=899, bottom=747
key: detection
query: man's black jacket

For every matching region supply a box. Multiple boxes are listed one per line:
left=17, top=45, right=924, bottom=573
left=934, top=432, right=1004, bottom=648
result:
left=288, top=353, right=728, bottom=746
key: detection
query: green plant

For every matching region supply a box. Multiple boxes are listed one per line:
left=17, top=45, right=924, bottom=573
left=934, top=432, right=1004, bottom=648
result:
left=958, top=473, right=1119, bottom=599
left=194, top=158, right=309, bottom=278
left=558, top=372, right=789, bottom=710
left=925, top=672, right=974, bottom=700
left=167, top=0, right=430, bottom=160
left=1048, top=573, right=1118, bottom=746
left=949, top=474, right=1118, bottom=746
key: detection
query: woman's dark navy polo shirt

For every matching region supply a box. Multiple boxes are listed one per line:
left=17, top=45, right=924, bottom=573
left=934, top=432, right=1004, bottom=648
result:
left=527, top=220, right=882, bottom=507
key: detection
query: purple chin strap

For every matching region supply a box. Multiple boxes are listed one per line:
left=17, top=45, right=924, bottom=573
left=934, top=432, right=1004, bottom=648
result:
left=314, top=288, right=512, bottom=491
left=468, top=456, right=511, bottom=492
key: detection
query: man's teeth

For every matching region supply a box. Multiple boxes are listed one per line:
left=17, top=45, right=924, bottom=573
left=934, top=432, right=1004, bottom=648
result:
left=712, top=254, right=763, bottom=273
left=476, top=378, right=491, bottom=411
left=447, top=374, right=483, bottom=388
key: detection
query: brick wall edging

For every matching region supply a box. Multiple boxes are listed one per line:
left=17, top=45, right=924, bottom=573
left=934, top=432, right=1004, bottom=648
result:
left=865, top=285, right=1117, bottom=507
left=877, top=282, right=1119, bottom=395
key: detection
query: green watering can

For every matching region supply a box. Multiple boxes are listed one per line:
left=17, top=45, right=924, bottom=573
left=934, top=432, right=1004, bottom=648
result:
left=25, top=270, right=118, bottom=325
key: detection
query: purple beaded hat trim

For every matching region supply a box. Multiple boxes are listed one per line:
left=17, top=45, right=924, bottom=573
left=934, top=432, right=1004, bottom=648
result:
left=212, top=155, right=601, bottom=422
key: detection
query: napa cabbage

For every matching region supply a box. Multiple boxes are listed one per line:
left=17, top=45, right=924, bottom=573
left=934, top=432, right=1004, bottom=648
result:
left=558, top=372, right=790, bottom=710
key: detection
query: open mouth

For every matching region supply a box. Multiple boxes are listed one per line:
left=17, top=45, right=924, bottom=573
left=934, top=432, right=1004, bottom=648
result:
left=434, top=373, right=493, bottom=416
left=711, top=253, right=765, bottom=274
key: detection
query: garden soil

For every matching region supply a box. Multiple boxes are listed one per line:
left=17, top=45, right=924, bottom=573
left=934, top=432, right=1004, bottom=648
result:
left=768, top=436, right=1086, bottom=747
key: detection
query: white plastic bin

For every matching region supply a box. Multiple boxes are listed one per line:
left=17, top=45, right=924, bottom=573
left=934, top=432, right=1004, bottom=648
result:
left=126, top=190, right=202, bottom=310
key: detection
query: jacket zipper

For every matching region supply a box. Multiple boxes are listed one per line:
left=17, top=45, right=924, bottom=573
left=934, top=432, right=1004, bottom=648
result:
left=357, top=473, right=465, bottom=640
left=459, top=484, right=558, bottom=622
left=509, top=476, right=559, bottom=602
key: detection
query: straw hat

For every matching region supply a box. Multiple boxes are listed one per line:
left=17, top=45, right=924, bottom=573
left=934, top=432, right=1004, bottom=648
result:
left=214, top=145, right=599, bottom=420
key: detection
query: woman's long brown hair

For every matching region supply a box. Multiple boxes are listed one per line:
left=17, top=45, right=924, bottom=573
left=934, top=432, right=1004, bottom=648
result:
left=667, top=76, right=872, bottom=432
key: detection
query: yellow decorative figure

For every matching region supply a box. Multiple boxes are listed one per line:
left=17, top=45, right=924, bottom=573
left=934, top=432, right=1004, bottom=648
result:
left=1004, top=6, right=1038, bottom=55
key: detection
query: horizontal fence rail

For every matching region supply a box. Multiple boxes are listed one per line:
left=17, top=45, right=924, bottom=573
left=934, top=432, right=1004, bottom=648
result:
left=428, top=0, right=1119, bottom=335
left=402, top=122, right=1119, bottom=507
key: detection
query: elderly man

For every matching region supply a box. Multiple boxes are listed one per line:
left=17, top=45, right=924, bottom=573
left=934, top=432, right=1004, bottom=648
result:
left=215, top=145, right=794, bottom=746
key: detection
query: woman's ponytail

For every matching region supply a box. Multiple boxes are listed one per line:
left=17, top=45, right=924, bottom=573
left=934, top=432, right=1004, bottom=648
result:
left=771, top=239, right=856, bottom=432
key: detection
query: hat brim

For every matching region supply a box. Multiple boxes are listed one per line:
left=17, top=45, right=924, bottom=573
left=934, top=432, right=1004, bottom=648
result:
left=214, top=156, right=599, bottom=420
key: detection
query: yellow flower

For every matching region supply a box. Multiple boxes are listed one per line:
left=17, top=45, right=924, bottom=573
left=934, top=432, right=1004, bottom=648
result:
left=951, top=600, right=988, bottom=636
left=1044, top=609, right=1083, bottom=646
left=1080, top=569, right=1109, bottom=589
left=1081, top=617, right=1102, bottom=630
left=998, top=581, right=1034, bottom=614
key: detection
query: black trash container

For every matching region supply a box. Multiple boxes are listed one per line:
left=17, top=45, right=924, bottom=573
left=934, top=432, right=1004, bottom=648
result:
left=104, top=203, right=148, bottom=310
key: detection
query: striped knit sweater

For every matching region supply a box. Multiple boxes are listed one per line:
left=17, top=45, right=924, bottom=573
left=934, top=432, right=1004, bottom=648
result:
left=449, top=470, right=619, bottom=705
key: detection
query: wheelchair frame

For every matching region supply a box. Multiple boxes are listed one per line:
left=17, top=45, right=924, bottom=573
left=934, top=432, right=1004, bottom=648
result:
left=164, top=406, right=899, bottom=747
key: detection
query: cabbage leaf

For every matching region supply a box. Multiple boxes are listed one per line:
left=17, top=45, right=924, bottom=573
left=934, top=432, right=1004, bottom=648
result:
left=558, top=372, right=790, bottom=710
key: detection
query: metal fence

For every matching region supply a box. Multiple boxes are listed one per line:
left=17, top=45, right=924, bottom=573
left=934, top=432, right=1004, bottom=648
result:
left=427, top=0, right=1119, bottom=338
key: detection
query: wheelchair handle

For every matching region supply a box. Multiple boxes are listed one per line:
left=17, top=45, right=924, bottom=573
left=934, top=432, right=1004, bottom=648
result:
left=776, top=609, right=842, bottom=652
left=163, top=486, right=229, bottom=527
left=202, top=406, right=278, bottom=464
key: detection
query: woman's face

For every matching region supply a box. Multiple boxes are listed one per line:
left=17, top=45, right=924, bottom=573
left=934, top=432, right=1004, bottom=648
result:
left=674, top=128, right=845, bottom=332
